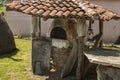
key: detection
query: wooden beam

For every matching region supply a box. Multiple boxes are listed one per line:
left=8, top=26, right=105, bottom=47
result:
left=76, top=37, right=84, bottom=80
left=94, top=20, right=103, bottom=47
left=76, top=19, right=86, bottom=80
left=61, top=39, right=78, bottom=78
left=99, top=20, right=103, bottom=48
left=31, top=16, right=41, bottom=37
left=99, top=20, right=103, bottom=35
left=38, top=16, right=41, bottom=36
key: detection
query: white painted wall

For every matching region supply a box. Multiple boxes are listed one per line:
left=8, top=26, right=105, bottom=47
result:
left=6, top=11, right=53, bottom=37
left=89, top=0, right=120, bottom=42
left=6, top=11, right=32, bottom=36
left=41, top=19, right=53, bottom=37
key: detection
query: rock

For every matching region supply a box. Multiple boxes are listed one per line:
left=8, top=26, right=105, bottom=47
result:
left=97, top=65, right=120, bottom=80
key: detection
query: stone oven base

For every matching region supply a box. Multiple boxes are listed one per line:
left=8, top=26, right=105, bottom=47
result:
left=47, top=64, right=97, bottom=80
left=97, top=65, right=120, bottom=80
left=32, top=37, right=51, bottom=75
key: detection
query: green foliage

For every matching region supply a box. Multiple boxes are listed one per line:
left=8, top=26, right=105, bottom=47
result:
left=0, top=3, right=6, bottom=12
left=0, top=0, right=6, bottom=4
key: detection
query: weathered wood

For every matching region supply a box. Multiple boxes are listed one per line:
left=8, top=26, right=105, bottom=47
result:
left=83, top=56, right=92, bottom=78
left=76, top=37, right=84, bottom=80
left=61, top=39, right=78, bottom=78
left=84, top=48, right=120, bottom=68
left=99, top=40, right=103, bottom=48
left=38, top=16, right=41, bottom=36
left=31, top=16, right=41, bottom=37
left=94, top=20, right=103, bottom=47
left=76, top=19, right=87, bottom=80
left=90, top=34, right=100, bottom=41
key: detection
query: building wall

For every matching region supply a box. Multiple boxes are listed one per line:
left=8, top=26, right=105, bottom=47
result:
left=89, top=0, right=120, bottom=42
left=6, top=11, right=32, bottom=36
left=6, top=11, right=53, bottom=37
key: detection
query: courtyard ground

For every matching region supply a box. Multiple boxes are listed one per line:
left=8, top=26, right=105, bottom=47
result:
left=0, top=38, right=48, bottom=80
left=0, top=37, right=119, bottom=80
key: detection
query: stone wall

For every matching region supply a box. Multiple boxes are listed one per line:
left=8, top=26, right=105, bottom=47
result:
left=32, top=37, right=51, bottom=75
left=97, top=65, right=120, bottom=80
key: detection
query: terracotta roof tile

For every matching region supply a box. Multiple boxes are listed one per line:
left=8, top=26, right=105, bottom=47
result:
left=49, top=10, right=57, bottom=17
left=20, top=5, right=29, bottom=11
left=42, top=10, right=51, bottom=17
left=75, top=8, right=81, bottom=12
left=63, top=10, right=71, bottom=17
left=37, top=5, right=43, bottom=9
left=36, top=9, right=44, bottom=15
left=31, top=8, right=38, bottom=14
left=49, top=7, right=54, bottom=11
left=23, top=6, right=35, bottom=13
left=71, top=11, right=77, bottom=16
left=6, top=0, right=120, bottom=20
left=14, top=4, right=23, bottom=9
left=42, top=6, right=49, bottom=10
left=77, top=12, right=84, bottom=17
left=68, top=7, right=74, bottom=11
left=56, top=11, right=64, bottom=17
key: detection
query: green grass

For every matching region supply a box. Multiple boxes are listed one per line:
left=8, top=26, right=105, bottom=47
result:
left=0, top=38, right=31, bottom=80
left=0, top=38, right=48, bottom=80
left=0, top=4, right=6, bottom=12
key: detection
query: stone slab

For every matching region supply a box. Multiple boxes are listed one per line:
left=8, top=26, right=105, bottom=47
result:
left=84, top=48, right=120, bottom=68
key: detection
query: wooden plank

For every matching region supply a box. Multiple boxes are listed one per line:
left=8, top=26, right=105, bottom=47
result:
left=76, top=37, right=84, bottom=80
left=31, top=16, right=41, bottom=37
left=84, top=48, right=120, bottom=68
left=61, top=39, right=78, bottom=78
left=94, top=20, right=103, bottom=47
left=76, top=19, right=87, bottom=80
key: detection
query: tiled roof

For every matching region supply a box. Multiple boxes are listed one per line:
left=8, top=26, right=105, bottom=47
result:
left=6, top=0, right=120, bottom=20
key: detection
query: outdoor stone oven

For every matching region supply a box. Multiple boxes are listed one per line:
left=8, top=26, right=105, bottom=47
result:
left=50, top=19, right=78, bottom=70
left=32, top=18, right=79, bottom=75
left=7, top=0, right=120, bottom=80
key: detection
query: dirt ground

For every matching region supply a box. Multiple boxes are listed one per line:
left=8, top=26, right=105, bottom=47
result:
left=28, top=65, right=97, bottom=80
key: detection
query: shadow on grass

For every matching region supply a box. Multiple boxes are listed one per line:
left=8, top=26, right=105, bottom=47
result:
left=0, top=49, right=23, bottom=62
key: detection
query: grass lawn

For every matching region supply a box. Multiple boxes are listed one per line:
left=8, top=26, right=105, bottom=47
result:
left=0, top=4, right=6, bottom=12
left=0, top=38, right=48, bottom=80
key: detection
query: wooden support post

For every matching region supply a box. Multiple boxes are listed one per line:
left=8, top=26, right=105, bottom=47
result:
left=38, top=16, right=41, bottom=36
left=76, top=19, right=86, bottom=80
left=31, top=16, right=41, bottom=37
left=76, top=37, right=84, bottom=80
left=99, top=20, right=103, bottom=35
left=99, top=20, right=103, bottom=48
left=61, top=39, right=78, bottom=78
left=94, top=20, right=103, bottom=47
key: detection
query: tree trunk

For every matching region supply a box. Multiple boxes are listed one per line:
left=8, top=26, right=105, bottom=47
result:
left=0, top=14, right=16, bottom=54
